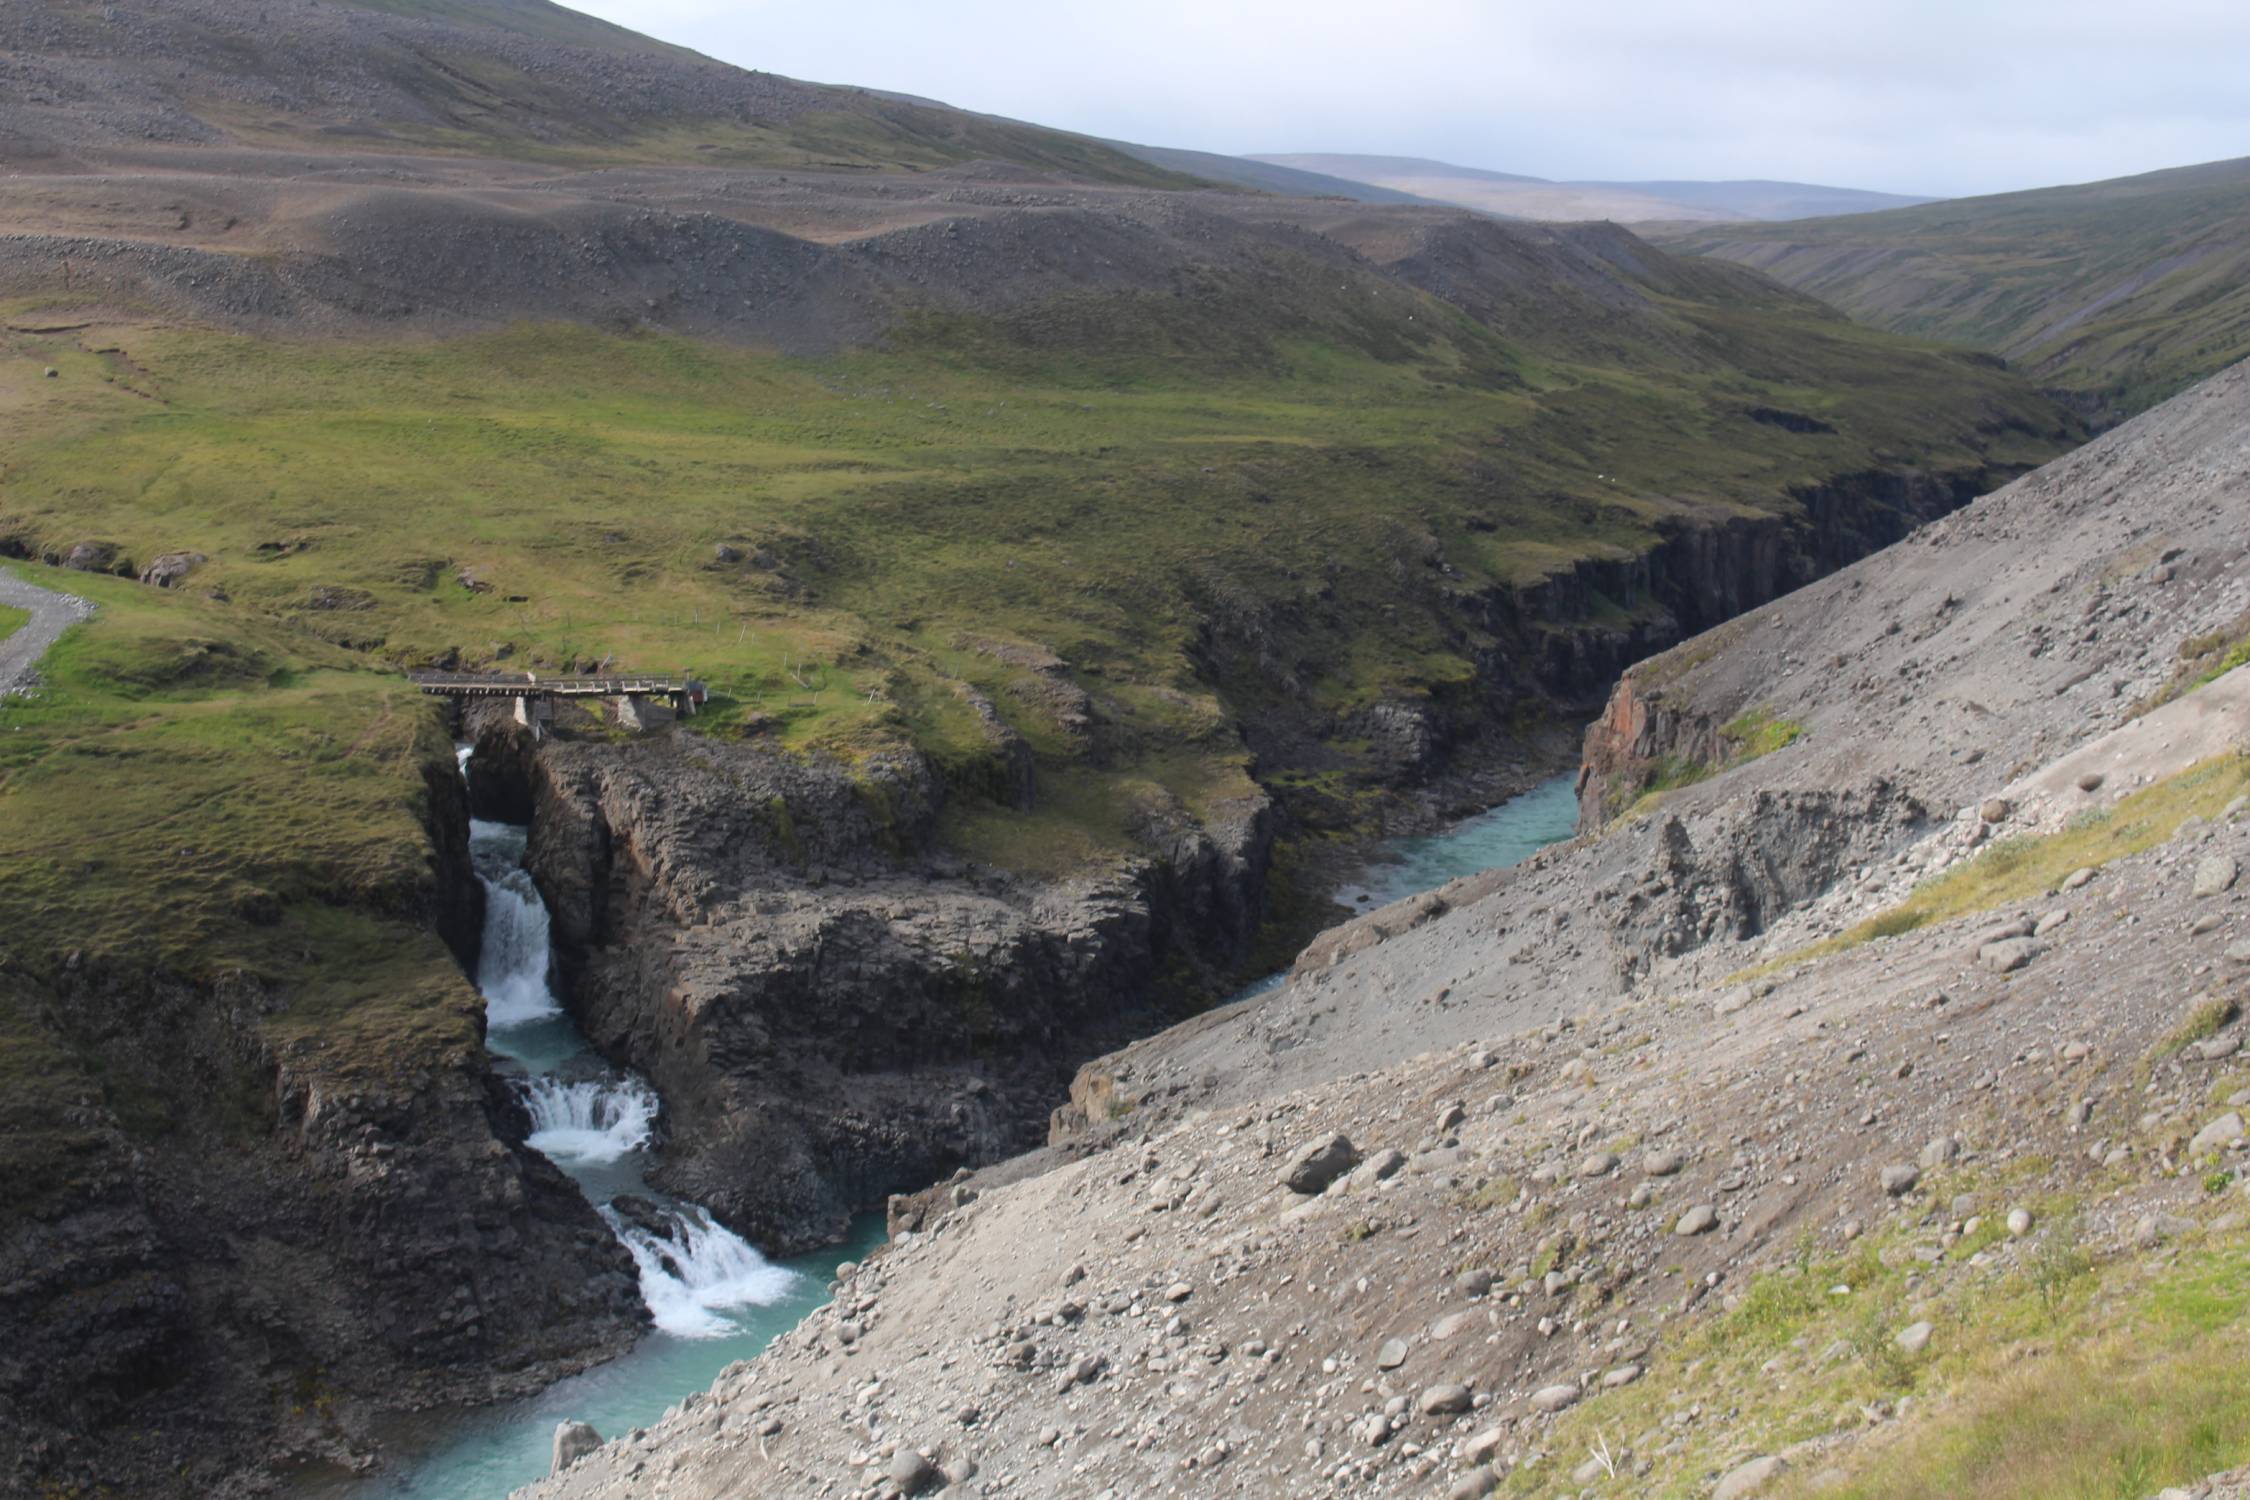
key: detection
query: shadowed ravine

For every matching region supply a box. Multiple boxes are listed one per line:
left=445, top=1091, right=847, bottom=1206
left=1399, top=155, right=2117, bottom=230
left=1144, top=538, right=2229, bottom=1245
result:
left=313, top=767, right=1581, bottom=1498
left=303, top=755, right=880, bottom=1500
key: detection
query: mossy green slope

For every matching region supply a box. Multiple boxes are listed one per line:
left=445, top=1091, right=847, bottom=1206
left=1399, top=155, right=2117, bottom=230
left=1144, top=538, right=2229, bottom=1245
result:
left=3, top=261, right=2065, bottom=874
left=1677, top=156, right=2250, bottom=419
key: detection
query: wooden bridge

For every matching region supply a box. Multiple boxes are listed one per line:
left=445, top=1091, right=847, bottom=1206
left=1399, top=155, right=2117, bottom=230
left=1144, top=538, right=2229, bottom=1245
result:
left=410, top=670, right=707, bottom=737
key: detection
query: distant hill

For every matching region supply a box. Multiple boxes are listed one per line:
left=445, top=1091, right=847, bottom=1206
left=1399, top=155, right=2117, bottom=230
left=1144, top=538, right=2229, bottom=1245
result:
left=1678, top=155, right=2250, bottom=419
left=1103, top=143, right=1441, bottom=204
left=0, top=0, right=1196, bottom=184
left=1251, top=154, right=1934, bottom=223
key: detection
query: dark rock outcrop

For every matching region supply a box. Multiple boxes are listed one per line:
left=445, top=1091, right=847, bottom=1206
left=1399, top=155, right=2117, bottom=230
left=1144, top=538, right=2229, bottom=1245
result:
left=497, top=726, right=1272, bottom=1254
left=0, top=739, right=645, bottom=1500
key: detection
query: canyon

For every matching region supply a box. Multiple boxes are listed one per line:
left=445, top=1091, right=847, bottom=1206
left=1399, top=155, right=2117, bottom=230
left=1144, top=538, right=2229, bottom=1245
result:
left=523, top=331, right=2250, bottom=1500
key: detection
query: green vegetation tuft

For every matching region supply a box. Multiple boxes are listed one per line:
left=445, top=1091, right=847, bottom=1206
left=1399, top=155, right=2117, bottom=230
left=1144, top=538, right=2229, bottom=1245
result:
left=2136, top=611, right=2250, bottom=716
left=1723, top=705, right=1807, bottom=759
left=1506, top=1159, right=2250, bottom=1500
left=1611, top=707, right=1805, bottom=822
left=2162, top=994, right=2242, bottom=1058
left=0, top=603, right=28, bottom=642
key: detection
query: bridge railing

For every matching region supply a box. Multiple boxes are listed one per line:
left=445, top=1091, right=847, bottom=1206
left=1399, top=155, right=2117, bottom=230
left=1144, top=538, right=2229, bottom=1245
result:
left=409, top=670, right=698, bottom=698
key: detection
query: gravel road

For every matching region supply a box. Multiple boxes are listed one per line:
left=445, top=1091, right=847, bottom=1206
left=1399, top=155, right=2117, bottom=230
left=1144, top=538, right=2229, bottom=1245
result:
left=0, top=568, right=94, bottom=697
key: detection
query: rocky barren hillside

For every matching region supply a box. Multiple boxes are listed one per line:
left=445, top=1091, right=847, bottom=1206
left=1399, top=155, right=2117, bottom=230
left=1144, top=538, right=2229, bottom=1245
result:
left=524, top=364, right=2250, bottom=1498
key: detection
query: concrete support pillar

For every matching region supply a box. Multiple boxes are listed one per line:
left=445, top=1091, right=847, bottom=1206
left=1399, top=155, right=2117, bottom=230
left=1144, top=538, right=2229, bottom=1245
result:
left=514, top=693, right=542, bottom=740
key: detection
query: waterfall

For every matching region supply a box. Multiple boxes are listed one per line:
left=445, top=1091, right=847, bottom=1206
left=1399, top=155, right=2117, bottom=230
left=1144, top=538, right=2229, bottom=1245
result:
left=603, top=1206, right=801, bottom=1340
left=455, top=746, right=799, bottom=1343
left=520, top=1075, right=659, bottom=1165
left=469, top=819, right=563, bottom=1029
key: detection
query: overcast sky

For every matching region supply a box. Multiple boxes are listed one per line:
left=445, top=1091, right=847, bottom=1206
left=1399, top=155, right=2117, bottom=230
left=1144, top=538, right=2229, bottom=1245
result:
left=562, top=1, right=2250, bottom=198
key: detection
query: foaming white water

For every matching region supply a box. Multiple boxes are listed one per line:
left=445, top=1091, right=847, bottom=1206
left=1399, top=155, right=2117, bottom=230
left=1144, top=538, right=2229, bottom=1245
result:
left=522, top=1076, right=658, bottom=1165
left=469, top=818, right=563, bottom=1029
left=605, top=1206, right=800, bottom=1340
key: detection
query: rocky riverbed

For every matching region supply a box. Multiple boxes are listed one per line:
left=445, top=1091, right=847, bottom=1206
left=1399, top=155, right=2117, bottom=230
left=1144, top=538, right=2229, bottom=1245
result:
left=519, top=362, right=2250, bottom=1498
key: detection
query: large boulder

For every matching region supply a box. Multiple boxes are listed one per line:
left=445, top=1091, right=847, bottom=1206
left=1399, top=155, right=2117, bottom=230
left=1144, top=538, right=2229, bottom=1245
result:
left=138, top=551, right=207, bottom=588
left=1282, top=1133, right=1361, bottom=1194
left=551, top=1420, right=603, bottom=1475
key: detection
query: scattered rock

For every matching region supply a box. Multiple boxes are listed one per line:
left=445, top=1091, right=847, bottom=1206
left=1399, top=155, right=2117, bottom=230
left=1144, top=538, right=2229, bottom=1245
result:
left=1527, top=1382, right=1579, bottom=1414
left=1918, top=1137, right=1959, bottom=1170
left=1376, top=1337, right=1408, bottom=1370
left=888, top=1447, right=940, bottom=1495
left=1643, top=1147, right=1685, bottom=1177
left=1579, top=1150, right=1619, bottom=1179
left=1978, top=938, right=2037, bottom=974
left=1282, top=1134, right=1361, bottom=1194
left=1676, top=1205, right=1718, bottom=1235
left=2006, top=1208, right=2033, bottom=1237
left=138, top=551, right=207, bottom=588
left=1895, top=1321, right=1933, bottom=1355
left=1420, top=1382, right=1475, bottom=1415
left=1880, top=1164, right=1921, bottom=1196
left=1979, top=798, right=2011, bottom=824
left=2076, top=771, right=2105, bottom=792
left=1448, top=1468, right=1498, bottom=1500
left=2194, top=856, right=2241, bottom=898
left=2189, top=1113, right=2244, bottom=1156
left=551, top=1420, right=602, bottom=1476
left=1714, top=1453, right=1788, bottom=1499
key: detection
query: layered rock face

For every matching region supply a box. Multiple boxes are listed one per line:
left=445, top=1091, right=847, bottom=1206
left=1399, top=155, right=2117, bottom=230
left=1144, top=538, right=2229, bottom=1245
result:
left=473, top=727, right=1272, bottom=1254
left=1313, top=465, right=2008, bottom=798
left=0, top=747, right=645, bottom=1499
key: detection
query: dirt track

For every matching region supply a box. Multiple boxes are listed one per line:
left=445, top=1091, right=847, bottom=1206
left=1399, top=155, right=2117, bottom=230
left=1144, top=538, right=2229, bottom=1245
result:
left=0, top=566, right=92, bottom=698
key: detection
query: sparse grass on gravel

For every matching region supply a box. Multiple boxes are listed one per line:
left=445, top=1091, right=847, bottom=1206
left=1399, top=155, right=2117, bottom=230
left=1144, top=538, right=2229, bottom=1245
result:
left=1507, top=1151, right=2250, bottom=1500
left=1742, top=752, right=2250, bottom=979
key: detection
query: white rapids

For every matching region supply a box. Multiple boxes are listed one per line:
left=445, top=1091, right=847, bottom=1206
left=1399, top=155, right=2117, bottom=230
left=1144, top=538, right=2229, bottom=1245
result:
left=520, top=1076, right=659, bottom=1166
left=457, top=747, right=798, bottom=1340
left=603, top=1206, right=801, bottom=1340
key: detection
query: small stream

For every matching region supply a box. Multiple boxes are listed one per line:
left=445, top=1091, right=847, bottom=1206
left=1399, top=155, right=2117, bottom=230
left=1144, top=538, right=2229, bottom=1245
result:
left=337, top=765, right=1576, bottom=1499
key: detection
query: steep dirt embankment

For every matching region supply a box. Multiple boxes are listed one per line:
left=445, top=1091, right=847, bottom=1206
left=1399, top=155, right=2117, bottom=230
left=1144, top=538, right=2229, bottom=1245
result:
left=521, top=341, right=2250, bottom=1500
left=465, top=720, right=1272, bottom=1255
left=0, top=736, right=645, bottom=1500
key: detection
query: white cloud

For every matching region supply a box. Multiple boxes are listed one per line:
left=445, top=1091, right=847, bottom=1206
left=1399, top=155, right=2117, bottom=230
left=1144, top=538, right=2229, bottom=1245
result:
left=565, top=0, right=2250, bottom=196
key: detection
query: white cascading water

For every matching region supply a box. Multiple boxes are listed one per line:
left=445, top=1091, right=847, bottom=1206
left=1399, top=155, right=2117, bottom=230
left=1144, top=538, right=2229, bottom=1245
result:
left=470, top=819, right=565, bottom=1028
left=457, top=746, right=796, bottom=1340
left=602, top=1206, right=801, bottom=1339
left=520, top=1075, right=659, bottom=1165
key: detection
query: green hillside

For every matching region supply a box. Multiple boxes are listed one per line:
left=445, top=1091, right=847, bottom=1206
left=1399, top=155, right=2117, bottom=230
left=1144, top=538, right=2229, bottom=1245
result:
left=1, top=250, right=2069, bottom=953
left=1678, top=157, right=2250, bottom=419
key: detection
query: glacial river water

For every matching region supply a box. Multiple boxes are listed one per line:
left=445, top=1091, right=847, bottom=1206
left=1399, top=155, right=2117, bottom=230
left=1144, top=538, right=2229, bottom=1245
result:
left=339, top=764, right=1576, bottom=1499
